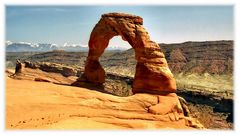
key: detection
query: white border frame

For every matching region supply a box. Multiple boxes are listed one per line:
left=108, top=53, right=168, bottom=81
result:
left=1, top=0, right=238, bottom=135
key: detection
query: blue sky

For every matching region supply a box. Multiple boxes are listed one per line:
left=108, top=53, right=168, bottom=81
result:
left=6, top=6, right=233, bottom=49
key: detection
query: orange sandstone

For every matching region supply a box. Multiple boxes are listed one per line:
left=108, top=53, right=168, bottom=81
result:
left=79, top=12, right=177, bottom=94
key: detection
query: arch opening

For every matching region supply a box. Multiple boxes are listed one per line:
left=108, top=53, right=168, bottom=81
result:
left=101, top=36, right=136, bottom=76
left=94, top=36, right=136, bottom=96
left=106, top=36, right=132, bottom=51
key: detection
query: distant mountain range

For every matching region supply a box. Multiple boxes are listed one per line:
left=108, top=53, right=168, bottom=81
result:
left=5, top=41, right=128, bottom=52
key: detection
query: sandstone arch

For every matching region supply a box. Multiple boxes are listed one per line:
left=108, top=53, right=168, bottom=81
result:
left=81, top=12, right=176, bottom=94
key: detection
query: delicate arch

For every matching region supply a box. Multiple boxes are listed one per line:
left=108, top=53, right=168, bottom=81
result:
left=80, top=12, right=176, bottom=94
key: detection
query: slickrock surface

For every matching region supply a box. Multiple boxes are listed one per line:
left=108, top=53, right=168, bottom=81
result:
left=80, top=12, right=176, bottom=94
left=6, top=69, right=203, bottom=129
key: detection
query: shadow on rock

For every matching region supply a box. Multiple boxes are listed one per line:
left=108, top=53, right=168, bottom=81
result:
left=71, top=80, right=117, bottom=96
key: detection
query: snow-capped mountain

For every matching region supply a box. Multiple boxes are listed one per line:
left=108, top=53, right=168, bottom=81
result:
left=6, top=41, right=58, bottom=52
left=58, top=42, right=88, bottom=52
left=6, top=41, right=129, bottom=52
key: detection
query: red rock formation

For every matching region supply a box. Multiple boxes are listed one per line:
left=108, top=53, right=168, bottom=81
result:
left=15, top=59, right=23, bottom=74
left=80, top=12, right=177, bottom=94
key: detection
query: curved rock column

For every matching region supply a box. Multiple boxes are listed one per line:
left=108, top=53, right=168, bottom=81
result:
left=81, top=12, right=177, bottom=94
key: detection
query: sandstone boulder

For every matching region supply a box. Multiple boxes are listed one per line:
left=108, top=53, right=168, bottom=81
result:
left=15, top=59, right=23, bottom=74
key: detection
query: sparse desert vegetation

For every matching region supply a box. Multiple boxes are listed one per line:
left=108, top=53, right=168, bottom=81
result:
left=175, top=73, right=232, bottom=96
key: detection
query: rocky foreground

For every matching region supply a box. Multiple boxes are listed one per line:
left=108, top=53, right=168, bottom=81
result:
left=6, top=68, right=203, bottom=129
